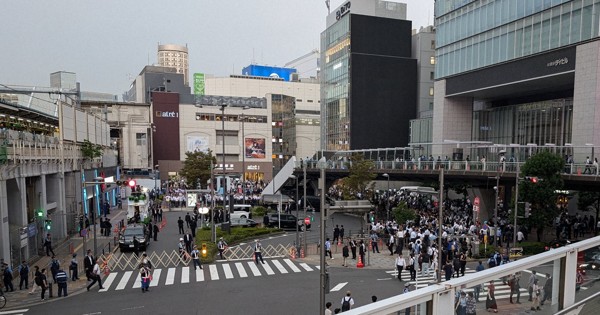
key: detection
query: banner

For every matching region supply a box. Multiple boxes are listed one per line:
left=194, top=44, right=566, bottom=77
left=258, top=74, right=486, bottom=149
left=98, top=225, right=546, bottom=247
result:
left=186, top=136, right=209, bottom=153
left=244, top=138, right=266, bottom=159
left=193, top=73, right=205, bottom=95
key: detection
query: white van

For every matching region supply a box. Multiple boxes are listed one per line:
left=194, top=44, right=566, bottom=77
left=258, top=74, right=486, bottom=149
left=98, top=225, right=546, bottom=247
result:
left=230, top=204, right=252, bottom=220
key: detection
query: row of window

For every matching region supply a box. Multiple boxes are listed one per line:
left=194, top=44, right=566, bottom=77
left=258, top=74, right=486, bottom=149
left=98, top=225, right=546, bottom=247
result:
left=195, top=113, right=268, bottom=123
left=436, top=0, right=600, bottom=78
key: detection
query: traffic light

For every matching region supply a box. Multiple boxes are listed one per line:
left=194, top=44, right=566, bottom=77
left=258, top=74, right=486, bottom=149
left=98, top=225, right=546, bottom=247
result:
left=368, top=211, right=375, bottom=223
left=201, top=243, right=207, bottom=258
left=36, top=209, right=44, bottom=218
left=128, top=179, right=136, bottom=188
left=524, top=176, right=541, bottom=183
left=524, top=202, right=531, bottom=218
left=44, top=219, right=52, bottom=231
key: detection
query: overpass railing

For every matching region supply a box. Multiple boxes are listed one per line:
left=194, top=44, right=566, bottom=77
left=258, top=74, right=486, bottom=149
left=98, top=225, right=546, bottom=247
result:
left=344, top=236, right=600, bottom=315
left=296, top=160, right=600, bottom=176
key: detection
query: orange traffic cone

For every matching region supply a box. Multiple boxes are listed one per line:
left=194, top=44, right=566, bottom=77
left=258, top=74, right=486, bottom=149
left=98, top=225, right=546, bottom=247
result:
left=338, top=239, right=342, bottom=246
left=300, top=248, right=305, bottom=258
left=357, top=255, right=364, bottom=268
left=291, top=248, right=296, bottom=260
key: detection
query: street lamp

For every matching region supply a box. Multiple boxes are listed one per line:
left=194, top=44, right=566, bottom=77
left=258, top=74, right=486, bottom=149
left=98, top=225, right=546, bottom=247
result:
left=220, top=104, right=227, bottom=218
left=382, top=173, right=390, bottom=221
left=240, top=106, right=250, bottom=204
left=317, top=158, right=328, bottom=315
left=290, top=175, right=300, bottom=252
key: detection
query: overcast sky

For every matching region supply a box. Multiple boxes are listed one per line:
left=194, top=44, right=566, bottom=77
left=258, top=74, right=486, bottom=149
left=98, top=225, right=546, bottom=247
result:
left=0, top=0, right=434, bottom=96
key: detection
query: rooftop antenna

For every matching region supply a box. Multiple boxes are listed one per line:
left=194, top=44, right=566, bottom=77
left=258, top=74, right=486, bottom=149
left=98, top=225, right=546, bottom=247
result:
left=325, top=0, right=330, bottom=14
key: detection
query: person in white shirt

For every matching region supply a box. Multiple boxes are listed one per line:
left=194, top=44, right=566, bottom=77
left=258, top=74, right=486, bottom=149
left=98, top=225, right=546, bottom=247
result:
left=395, top=253, right=406, bottom=281
left=517, top=230, right=524, bottom=243
left=86, top=259, right=103, bottom=291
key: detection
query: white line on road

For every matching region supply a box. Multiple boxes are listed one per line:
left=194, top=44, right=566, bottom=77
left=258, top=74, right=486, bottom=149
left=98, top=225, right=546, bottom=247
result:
left=165, top=268, right=176, bottom=285
left=0, top=310, right=29, bottom=315
left=299, top=263, right=313, bottom=271
left=195, top=267, right=205, bottom=281
left=283, top=259, right=302, bottom=272
left=99, top=273, right=117, bottom=292
left=132, top=273, right=142, bottom=288
left=235, top=262, right=248, bottom=278
left=377, top=278, right=393, bottom=281
left=261, top=261, right=275, bottom=275
left=330, top=282, right=348, bottom=292
left=209, top=264, right=219, bottom=280
left=247, top=261, right=262, bottom=276
left=150, top=269, right=162, bottom=287
left=181, top=267, right=190, bottom=283
left=271, top=260, right=288, bottom=274
left=222, top=264, right=234, bottom=279
left=116, top=271, right=132, bottom=290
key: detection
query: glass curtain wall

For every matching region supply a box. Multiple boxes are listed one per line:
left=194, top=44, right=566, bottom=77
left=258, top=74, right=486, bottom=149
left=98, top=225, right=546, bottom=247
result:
left=271, top=94, right=296, bottom=174
left=436, top=0, right=600, bottom=78
left=472, top=99, right=573, bottom=160
left=321, top=14, right=351, bottom=151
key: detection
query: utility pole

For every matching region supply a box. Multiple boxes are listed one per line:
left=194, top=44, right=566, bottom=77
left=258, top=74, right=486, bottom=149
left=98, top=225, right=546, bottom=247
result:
left=513, top=162, right=520, bottom=247
left=319, top=166, right=326, bottom=315
left=437, top=168, right=444, bottom=284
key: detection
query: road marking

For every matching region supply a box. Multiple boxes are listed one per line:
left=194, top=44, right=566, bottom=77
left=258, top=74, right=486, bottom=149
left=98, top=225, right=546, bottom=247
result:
left=315, top=266, right=321, bottom=270
left=521, top=270, right=547, bottom=278
left=235, top=262, right=248, bottom=278
left=271, top=260, right=288, bottom=274
left=0, top=310, right=29, bottom=315
left=209, top=264, right=219, bottom=280
left=261, top=261, right=275, bottom=275
left=377, top=278, right=393, bottom=281
left=247, top=261, right=262, bottom=276
left=150, top=269, right=161, bottom=287
left=132, top=273, right=142, bottom=288
left=99, top=273, right=117, bottom=292
left=181, top=267, right=190, bottom=283
left=195, top=267, right=204, bottom=281
left=116, top=271, right=132, bottom=290
left=223, top=264, right=234, bottom=279
left=165, top=268, right=176, bottom=285
left=330, top=282, right=348, bottom=292
left=284, top=259, right=301, bottom=272
left=299, top=263, right=313, bottom=271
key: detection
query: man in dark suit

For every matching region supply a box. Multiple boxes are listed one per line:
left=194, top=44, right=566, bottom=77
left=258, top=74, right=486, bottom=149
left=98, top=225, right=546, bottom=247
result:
left=83, top=250, right=95, bottom=281
left=184, top=230, right=193, bottom=254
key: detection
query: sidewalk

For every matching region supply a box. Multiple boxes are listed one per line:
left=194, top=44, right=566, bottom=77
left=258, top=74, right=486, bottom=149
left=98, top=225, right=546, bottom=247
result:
left=1, top=206, right=124, bottom=311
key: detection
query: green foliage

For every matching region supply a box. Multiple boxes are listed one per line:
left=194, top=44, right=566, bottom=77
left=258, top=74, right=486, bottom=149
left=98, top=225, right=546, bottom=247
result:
left=251, top=206, right=267, bottom=218
left=519, top=241, right=546, bottom=255
left=393, top=202, right=416, bottom=225
left=194, top=226, right=279, bottom=263
left=578, top=191, right=600, bottom=232
left=340, top=153, right=376, bottom=200
left=81, top=139, right=103, bottom=160
left=142, top=217, right=152, bottom=225
left=179, top=150, right=216, bottom=189
left=519, top=151, right=564, bottom=240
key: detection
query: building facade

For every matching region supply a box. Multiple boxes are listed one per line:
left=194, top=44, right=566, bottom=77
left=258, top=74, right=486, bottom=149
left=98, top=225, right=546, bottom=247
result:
left=320, top=0, right=417, bottom=151
left=157, top=44, right=189, bottom=86
left=433, top=0, right=600, bottom=162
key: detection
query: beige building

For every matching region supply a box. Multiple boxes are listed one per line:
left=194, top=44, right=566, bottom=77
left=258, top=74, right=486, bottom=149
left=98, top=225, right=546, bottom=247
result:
left=157, top=44, right=189, bottom=86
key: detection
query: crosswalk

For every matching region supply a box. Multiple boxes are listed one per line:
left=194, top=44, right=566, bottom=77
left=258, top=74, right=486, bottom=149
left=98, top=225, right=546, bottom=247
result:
left=0, top=310, right=29, bottom=315
left=385, top=268, right=529, bottom=301
left=98, top=259, right=316, bottom=292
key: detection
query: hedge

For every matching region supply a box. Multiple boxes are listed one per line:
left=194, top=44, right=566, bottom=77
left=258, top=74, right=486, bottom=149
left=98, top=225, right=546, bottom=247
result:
left=194, top=226, right=281, bottom=263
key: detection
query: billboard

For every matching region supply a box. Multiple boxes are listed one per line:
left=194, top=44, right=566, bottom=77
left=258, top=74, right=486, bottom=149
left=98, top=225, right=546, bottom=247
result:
left=193, top=73, right=205, bottom=95
left=245, top=138, right=266, bottom=159
left=242, top=65, right=297, bottom=81
left=187, top=135, right=209, bottom=153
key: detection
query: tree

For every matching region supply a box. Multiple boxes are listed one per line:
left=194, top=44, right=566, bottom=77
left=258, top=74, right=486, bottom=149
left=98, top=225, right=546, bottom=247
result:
left=179, top=150, right=216, bottom=189
left=577, top=191, right=600, bottom=234
left=339, top=153, right=376, bottom=200
left=519, top=151, right=564, bottom=241
left=80, top=139, right=103, bottom=160
left=393, top=201, right=416, bottom=225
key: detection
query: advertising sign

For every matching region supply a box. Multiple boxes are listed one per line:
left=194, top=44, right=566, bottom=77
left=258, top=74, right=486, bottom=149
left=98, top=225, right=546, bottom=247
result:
left=245, top=138, right=266, bottom=159
left=187, top=193, right=197, bottom=207
left=187, top=136, right=209, bottom=153
left=242, top=65, right=297, bottom=81
left=193, top=73, right=205, bottom=95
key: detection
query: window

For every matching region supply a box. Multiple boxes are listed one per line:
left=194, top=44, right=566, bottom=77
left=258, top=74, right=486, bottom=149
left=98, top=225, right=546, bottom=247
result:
left=136, top=133, right=147, bottom=146
left=429, top=87, right=434, bottom=96
left=307, top=100, right=314, bottom=103
left=430, top=71, right=435, bottom=80
left=431, top=40, right=436, bottom=49
left=430, top=56, right=436, bottom=65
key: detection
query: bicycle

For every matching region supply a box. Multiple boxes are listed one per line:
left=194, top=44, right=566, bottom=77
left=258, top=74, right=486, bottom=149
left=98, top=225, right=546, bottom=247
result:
left=0, top=287, right=6, bottom=309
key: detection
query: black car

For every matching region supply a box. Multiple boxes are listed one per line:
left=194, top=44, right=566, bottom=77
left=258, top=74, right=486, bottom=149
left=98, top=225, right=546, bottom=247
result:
left=267, top=213, right=311, bottom=230
left=119, top=224, right=149, bottom=252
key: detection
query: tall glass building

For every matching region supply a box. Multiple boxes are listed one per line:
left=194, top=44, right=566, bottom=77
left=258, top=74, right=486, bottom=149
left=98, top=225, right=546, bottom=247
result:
left=433, top=0, right=600, bottom=161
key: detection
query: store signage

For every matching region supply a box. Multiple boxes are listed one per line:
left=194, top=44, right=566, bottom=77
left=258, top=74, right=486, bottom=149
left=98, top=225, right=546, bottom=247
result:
left=247, top=165, right=260, bottom=170
left=336, top=1, right=351, bottom=20
left=547, top=57, right=568, bottom=67
left=155, top=111, right=179, bottom=118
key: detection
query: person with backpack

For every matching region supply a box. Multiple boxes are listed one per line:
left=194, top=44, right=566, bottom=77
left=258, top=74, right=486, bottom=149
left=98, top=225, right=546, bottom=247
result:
left=340, top=290, right=354, bottom=312
left=49, top=256, right=60, bottom=282
left=2, top=262, right=14, bottom=292
left=18, top=261, right=29, bottom=290
left=55, top=268, right=68, bottom=297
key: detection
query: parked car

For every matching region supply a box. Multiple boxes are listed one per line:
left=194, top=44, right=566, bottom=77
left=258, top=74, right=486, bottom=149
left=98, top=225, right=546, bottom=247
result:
left=267, top=213, right=311, bottom=230
left=544, top=239, right=577, bottom=251
left=119, top=223, right=149, bottom=252
left=230, top=218, right=258, bottom=228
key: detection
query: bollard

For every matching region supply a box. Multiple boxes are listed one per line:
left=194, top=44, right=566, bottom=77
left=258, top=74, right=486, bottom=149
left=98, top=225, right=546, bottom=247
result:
left=48, top=281, right=53, bottom=298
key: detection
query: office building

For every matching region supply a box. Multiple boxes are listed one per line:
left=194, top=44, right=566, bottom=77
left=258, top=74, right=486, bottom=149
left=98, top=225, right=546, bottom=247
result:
left=157, top=44, right=189, bottom=86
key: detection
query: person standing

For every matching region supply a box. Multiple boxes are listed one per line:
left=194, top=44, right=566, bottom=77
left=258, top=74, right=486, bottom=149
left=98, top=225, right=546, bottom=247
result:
left=325, top=302, right=333, bottom=315
left=474, top=261, right=485, bottom=302
left=217, top=237, right=227, bottom=260
left=87, top=259, right=103, bottom=291
left=509, top=272, right=522, bottom=304
left=408, top=254, right=417, bottom=281
left=254, top=240, right=265, bottom=264
left=333, top=225, right=340, bottom=244
left=465, top=292, right=477, bottom=315
left=139, top=264, right=150, bottom=292
left=395, top=253, right=406, bottom=281
left=528, top=270, right=537, bottom=301
left=49, top=255, right=60, bottom=282
left=184, top=230, right=193, bottom=254
left=340, top=225, right=345, bottom=240
left=359, top=240, right=366, bottom=264
left=70, top=253, right=79, bottom=281
left=459, top=252, right=467, bottom=276
left=84, top=250, right=95, bottom=281
left=2, top=262, right=14, bottom=292
left=43, top=233, right=55, bottom=256
left=18, top=261, right=29, bottom=290
left=177, top=216, right=184, bottom=234
left=541, top=273, right=552, bottom=305
left=325, top=238, right=333, bottom=259
left=531, top=278, right=541, bottom=311
left=190, top=245, right=203, bottom=270
left=29, top=266, right=42, bottom=295
left=444, top=260, right=453, bottom=281
left=153, top=223, right=159, bottom=241
left=388, top=234, right=395, bottom=255
left=403, top=284, right=411, bottom=315
left=55, top=268, right=68, bottom=297
left=39, top=268, right=48, bottom=301
left=421, top=248, right=430, bottom=277
left=370, top=232, right=380, bottom=253
left=349, top=238, right=357, bottom=260
left=185, top=212, right=191, bottom=229
left=340, top=291, right=355, bottom=312
left=486, top=281, right=498, bottom=313
left=342, top=243, right=349, bottom=267
left=455, top=291, right=467, bottom=315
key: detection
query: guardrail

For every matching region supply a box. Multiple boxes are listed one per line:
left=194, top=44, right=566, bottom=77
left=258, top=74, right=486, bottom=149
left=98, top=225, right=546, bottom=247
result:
left=345, top=235, right=600, bottom=315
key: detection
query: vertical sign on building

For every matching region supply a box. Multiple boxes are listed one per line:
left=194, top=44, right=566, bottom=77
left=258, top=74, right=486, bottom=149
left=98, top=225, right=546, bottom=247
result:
left=193, top=73, right=205, bottom=95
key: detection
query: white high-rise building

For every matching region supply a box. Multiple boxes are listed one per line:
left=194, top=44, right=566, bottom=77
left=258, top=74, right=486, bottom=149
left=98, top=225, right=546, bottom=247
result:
left=157, top=44, right=189, bottom=86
